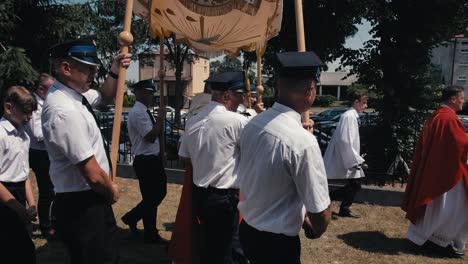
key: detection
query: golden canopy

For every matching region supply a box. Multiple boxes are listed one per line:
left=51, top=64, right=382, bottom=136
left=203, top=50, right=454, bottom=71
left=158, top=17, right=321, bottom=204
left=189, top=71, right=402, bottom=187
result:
left=133, top=0, right=283, bottom=58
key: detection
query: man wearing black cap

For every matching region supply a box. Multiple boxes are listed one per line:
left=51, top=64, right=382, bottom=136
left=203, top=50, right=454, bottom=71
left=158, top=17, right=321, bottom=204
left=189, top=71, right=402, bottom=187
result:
left=42, top=37, right=131, bottom=263
left=178, top=71, right=248, bottom=264
left=237, top=52, right=331, bottom=263
left=121, top=79, right=167, bottom=244
left=237, top=83, right=264, bottom=119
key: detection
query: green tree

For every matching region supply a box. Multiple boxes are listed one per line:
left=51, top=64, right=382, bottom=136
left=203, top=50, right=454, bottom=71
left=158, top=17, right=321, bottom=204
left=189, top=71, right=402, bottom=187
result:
left=338, top=0, right=467, bottom=178
left=210, top=56, right=243, bottom=75
left=0, top=0, right=96, bottom=92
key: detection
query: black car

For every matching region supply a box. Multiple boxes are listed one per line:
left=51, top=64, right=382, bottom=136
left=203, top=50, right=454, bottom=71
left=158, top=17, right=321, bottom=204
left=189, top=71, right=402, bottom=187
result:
left=310, top=108, right=348, bottom=123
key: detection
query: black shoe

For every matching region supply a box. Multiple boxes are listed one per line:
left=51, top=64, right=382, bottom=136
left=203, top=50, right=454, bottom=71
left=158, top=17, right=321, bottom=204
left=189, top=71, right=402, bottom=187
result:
left=42, top=228, right=57, bottom=241
left=144, top=234, right=169, bottom=245
left=444, top=245, right=465, bottom=259
left=338, top=210, right=361, bottom=218
left=422, top=241, right=464, bottom=259
left=331, top=212, right=339, bottom=220
left=121, top=215, right=139, bottom=235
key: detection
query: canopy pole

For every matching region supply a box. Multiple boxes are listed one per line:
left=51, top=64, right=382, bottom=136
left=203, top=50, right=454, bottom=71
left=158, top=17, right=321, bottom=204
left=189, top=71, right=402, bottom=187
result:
left=158, top=36, right=166, bottom=163
left=110, top=0, right=134, bottom=182
left=294, top=0, right=310, bottom=124
left=256, top=55, right=264, bottom=104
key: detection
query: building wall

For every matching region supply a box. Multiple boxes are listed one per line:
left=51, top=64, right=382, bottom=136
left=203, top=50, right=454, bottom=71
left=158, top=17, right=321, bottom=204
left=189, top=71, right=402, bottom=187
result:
left=431, top=37, right=468, bottom=98
left=454, top=39, right=468, bottom=90
left=190, top=57, right=210, bottom=96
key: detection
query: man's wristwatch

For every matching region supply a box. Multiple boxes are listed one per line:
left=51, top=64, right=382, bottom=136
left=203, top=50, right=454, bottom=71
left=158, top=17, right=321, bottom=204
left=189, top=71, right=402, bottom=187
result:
left=108, top=70, right=119, bottom=79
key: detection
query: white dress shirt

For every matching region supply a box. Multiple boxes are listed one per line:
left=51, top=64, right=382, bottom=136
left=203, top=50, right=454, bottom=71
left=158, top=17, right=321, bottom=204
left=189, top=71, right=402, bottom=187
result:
left=323, top=108, right=365, bottom=179
left=0, top=118, right=30, bottom=182
left=25, top=93, right=46, bottom=150
left=237, top=103, right=330, bottom=236
left=179, top=101, right=248, bottom=189
left=128, top=101, right=160, bottom=156
left=42, top=80, right=108, bottom=193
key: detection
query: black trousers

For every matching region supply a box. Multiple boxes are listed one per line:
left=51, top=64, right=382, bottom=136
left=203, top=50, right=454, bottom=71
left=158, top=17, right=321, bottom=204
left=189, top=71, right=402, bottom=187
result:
left=29, top=148, right=54, bottom=232
left=0, top=181, right=36, bottom=264
left=123, top=155, right=167, bottom=238
left=239, top=220, right=301, bottom=264
left=192, top=185, right=239, bottom=264
left=329, top=178, right=362, bottom=211
left=52, top=190, right=119, bottom=264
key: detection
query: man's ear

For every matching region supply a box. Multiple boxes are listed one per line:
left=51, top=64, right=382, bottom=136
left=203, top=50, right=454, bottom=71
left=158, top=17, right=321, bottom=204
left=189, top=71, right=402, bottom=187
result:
left=3, top=102, right=13, bottom=115
left=223, top=91, right=230, bottom=101
left=60, top=61, right=72, bottom=76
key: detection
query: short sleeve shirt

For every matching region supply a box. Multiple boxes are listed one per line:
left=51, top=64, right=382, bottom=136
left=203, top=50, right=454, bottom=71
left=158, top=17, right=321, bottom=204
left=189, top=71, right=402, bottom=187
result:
left=0, top=118, right=30, bottom=182
left=237, top=103, right=330, bottom=236
left=128, top=101, right=160, bottom=156
left=25, top=93, right=46, bottom=150
left=42, top=81, right=109, bottom=193
left=179, top=101, right=248, bottom=189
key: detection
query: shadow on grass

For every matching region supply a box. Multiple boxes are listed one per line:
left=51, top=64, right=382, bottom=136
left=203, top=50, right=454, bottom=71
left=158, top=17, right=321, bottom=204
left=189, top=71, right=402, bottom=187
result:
left=338, top=231, right=451, bottom=259
left=36, top=227, right=171, bottom=264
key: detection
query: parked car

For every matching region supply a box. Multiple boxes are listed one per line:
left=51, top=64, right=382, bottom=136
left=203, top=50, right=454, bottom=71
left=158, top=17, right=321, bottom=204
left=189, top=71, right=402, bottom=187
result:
left=458, top=115, right=468, bottom=132
left=310, top=108, right=347, bottom=123
left=314, top=111, right=379, bottom=138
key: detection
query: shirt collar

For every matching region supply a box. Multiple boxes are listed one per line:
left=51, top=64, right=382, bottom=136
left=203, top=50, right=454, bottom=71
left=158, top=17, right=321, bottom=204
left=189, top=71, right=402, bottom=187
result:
left=134, top=101, right=148, bottom=111
left=52, top=80, right=85, bottom=103
left=33, top=93, right=44, bottom=106
left=271, top=103, right=302, bottom=126
left=0, top=117, right=19, bottom=134
left=350, top=108, right=359, bottom=118
left=207, top=101, right=227, bottom=112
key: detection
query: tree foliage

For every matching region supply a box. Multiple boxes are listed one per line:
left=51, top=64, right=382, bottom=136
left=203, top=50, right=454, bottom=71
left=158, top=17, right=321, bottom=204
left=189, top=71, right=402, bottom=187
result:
left=338, top=0, right=468, bottom=179
left=210, top=56, right=243, bottom=75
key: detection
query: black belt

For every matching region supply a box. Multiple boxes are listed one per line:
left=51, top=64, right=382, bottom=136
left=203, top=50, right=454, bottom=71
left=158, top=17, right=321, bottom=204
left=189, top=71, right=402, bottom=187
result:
left=193, top=184, right=237, bottom=195
left=135, top=154, right=160, bottom=158
left=0, top=181, right=25, bottom=187
left=55, top=190, right=97, bottom=199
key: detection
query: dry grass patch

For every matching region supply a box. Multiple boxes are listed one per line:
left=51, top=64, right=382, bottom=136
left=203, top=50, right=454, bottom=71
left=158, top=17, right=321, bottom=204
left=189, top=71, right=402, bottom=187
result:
left=30, top=174, right=466, bottom=264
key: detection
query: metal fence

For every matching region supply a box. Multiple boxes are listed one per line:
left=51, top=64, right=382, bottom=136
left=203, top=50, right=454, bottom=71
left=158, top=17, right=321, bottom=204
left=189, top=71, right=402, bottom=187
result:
left=95, top=110, right=186, bottom=168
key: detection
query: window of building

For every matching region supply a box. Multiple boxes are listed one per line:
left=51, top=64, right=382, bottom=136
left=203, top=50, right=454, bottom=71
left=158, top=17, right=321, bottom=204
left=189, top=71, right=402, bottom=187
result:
left=460, top=61, right=468, bottom=66
left=204, top=66, right=207, bottom=73
left=461, top=42, right=468, bottom=53
left=458, top=76, right=467, bottom=81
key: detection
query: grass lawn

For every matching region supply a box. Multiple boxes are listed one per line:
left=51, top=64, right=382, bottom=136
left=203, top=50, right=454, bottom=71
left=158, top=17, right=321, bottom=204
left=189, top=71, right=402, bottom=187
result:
left=31, top=175, right=466, bottom=264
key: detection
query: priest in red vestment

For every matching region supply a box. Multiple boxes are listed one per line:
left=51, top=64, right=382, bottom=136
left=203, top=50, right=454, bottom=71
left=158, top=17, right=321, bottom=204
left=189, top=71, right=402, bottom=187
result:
left=402, top=85, right=468, bottom=258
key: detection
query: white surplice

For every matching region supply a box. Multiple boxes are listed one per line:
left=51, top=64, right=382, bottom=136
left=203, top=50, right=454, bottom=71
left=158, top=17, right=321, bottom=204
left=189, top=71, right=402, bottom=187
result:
left=323, top=108, right=365, bottom=179
left=407, top=179, right=468, bottom=252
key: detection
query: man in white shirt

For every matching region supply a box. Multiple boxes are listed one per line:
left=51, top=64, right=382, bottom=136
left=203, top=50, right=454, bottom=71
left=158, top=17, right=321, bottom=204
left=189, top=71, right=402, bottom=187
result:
left=42, top=37, right=131, bottom=264
left=25, top=73, right=56, bottom=240
left=237, top=52, right=331, bottom=264
left=323, top=90, right=368, bottom=218
left=121, top=80, right=167, bottom=244
left=237, top=83, right=264, bottom=119
left=178, top=71, right=248, bottom=264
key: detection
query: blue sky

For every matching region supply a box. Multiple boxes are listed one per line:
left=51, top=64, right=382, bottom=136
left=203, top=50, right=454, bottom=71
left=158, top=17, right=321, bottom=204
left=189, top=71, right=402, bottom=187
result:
left=327, top=19, right=372, bottom=71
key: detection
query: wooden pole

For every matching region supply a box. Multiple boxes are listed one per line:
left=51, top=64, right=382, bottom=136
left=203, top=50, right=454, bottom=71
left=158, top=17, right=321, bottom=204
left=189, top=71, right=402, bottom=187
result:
left=294, top=0, right=310, bottom=124
left=256, top=55, right=264, bottom=104
left=110, top=0, right=134, bottom=182
left=158, top=36, right=166, bottom=163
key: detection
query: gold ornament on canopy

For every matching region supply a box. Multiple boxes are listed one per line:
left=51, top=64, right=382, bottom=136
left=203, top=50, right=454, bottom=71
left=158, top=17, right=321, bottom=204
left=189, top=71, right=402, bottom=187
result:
left=133, top=0, right=283, bottom=58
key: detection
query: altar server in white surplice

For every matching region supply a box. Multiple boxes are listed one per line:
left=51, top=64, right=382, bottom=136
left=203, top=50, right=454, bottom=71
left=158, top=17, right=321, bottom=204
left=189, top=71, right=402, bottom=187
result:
left=323, top=90, right=368, bottom=218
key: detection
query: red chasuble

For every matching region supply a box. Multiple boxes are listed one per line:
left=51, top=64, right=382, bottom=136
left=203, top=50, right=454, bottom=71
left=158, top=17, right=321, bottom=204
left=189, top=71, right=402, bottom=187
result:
left=402, top=106, right=468, bottom=224
left=168, top=164, right=199, bottom=264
